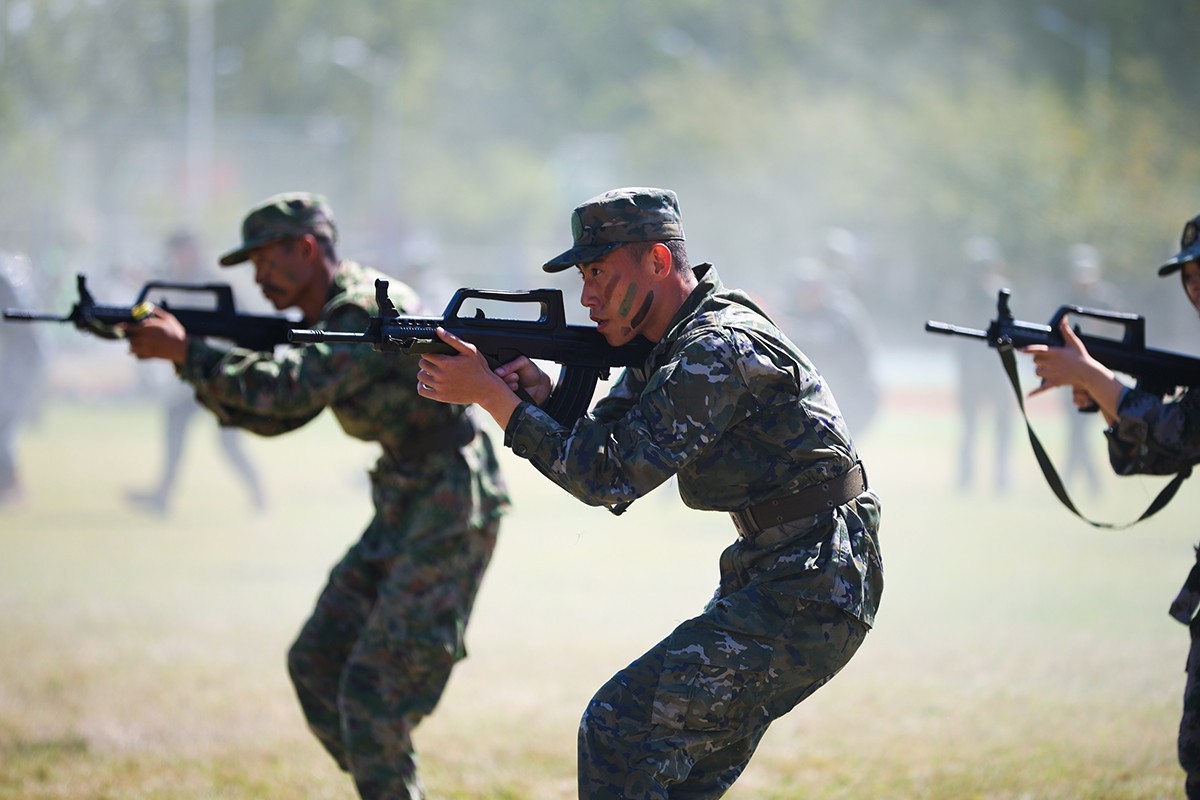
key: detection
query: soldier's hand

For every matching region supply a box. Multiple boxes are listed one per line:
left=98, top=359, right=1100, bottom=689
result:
left=417, top=327, right=508, bottom=404
left=120, top=307, right=189, bottom=365
left=1071, top=386, right=1097, bottom=411
left=418, top=327, right=526, bottom=429
left=494, top=355, right=552, bottom=406
left=1023, top=317, right=1095, bottom=397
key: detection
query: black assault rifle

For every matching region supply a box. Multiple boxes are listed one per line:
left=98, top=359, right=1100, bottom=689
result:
left=925, top=288, right=1200, bottom=401
left=3, top=273, right=295, bottom=351
left=926, top=288, right=1200, bottom=528
left=289, top=279, right=653, bottom=426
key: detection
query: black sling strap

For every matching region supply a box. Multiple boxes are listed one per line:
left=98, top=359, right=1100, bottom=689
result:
left=995, top=339, right=1191, bottom=529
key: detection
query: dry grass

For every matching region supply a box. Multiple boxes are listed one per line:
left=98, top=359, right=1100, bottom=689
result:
left=0, top=391, right=1194, bottom=798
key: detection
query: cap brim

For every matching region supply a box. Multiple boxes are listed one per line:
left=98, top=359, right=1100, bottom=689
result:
left=542, top=243, right=621, bottom=272
left=217, top=234, right=288, bottom=267
left=218, top=247, right=252, bottom=267
left=1158, top=251, right=1200, bottom=277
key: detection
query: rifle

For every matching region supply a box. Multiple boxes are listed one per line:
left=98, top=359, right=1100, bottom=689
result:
left=3, top=273, right=295, bottom=351
left=925, top=288, right=1200, bottom=528
left=289, top=279, right=653, bottom=426
left=925, top=288, right=1200, bottom=402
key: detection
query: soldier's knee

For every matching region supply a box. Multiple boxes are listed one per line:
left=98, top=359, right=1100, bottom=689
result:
left=579, top=698, right=599, bottom=736
left=1180, top=734, right=1200, bottom=778
left=286, top=639, right=311, bottom=687
left=1186, top=771, right=1200, bottom=800
left=580, top=683, right=622, bottom=733
left=579, top=698, right=619, bottom=762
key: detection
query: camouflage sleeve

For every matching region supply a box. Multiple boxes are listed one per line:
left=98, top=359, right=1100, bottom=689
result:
left=1105, top=386, right=1200, bottom=475
left=177, top=304, right=390, bottom=437
left=587, top=366, right=643, bottom=424
left=505, top=327, right=765, bottom=511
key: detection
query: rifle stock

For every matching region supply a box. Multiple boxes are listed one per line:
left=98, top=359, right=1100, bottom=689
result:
left=2, top=274, right=294, bottom=351
left=289, top=279, right=653, bottom=426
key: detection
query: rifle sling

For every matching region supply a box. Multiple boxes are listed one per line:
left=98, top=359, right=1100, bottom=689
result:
left=996, top=339, right=1190, bottom=530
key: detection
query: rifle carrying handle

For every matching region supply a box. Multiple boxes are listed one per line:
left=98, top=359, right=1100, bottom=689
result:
left=135, top=280, right=239, bottom=315
left=441, top=287, right=567, bottom=329
left=1049, top=304, right=1146, bottom=350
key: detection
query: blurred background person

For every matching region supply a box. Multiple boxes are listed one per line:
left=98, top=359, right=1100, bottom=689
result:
left=781, top=255, right=881, bottom=436
left=822, top=226, right=865, bottom=296
left=1060, top=242, right=1124, bottom=495
left=396, top=233, right=457, bottom=315
left=952, top=235, right=1015, bottom=494
left=125, top=229, right=266, bottom=516
left=0, top=251, right=49, bottom=507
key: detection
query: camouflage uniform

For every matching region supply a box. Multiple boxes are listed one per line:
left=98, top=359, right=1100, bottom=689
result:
left=1132, top=215, right=1200, bottom=800
left=1107, top=386, right=1200, bottom=799
left=506, top=259, right=883, bottom=798
left=177, top=256, right=509, bottom=799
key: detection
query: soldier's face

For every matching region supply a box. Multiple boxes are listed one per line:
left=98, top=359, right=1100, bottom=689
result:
left=1182, top=260, right=1200, bottom=317
left=576, top=245, right=658, bottom=346
left=250, top=238, right=313, bottom=311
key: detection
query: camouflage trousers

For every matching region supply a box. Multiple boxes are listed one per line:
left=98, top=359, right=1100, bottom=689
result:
left=287, top=519, right=499, bottom=800
left=1181, top=620, right=1200, bottom=800
left=578, top=586, right=868, bottom=799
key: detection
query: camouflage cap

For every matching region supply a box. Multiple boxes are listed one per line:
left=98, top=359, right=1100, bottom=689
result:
left=1159, top=214, right=1200, bottom=277
left=543, top=187, right=685, bottom=272
left=218, top=192, right=338, bottom=267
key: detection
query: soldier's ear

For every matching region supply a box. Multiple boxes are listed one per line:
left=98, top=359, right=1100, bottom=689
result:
left=297, top=233, right=321, bottom=262
left=648, top=242, right=673, bottom=278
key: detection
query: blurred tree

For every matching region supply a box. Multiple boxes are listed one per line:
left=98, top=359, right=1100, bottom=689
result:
left=0, top=0, right=1197, bottom=306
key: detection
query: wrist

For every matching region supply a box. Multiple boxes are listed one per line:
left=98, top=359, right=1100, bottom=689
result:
left=170, top=337, right=190, bottom=366
left=479, top=376, right=523, bottom=429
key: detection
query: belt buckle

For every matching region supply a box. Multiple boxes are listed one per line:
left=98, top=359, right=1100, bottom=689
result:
left=731, top=508, right=757, bottom=538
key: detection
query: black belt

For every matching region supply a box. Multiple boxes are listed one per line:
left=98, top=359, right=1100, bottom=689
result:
left=383, top=413, right=479, bottom=462
left=730, top=463, right=867, bottom=538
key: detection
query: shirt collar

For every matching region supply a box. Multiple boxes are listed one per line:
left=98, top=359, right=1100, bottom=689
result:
left=661, top=263, right=720, bottom=341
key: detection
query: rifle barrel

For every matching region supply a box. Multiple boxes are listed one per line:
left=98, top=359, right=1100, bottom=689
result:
left=288, top=328, right=371, bottom=344
left=3, top=309, right=67, bottom=322
left=924, top=320, right=987, bottom=339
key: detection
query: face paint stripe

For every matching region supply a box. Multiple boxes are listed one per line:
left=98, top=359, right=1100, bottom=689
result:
left=618, top=283, right=638, bottom=317
left=602, top=275, right=619, bottom=303
left=629, top=291, right=654, bottom=328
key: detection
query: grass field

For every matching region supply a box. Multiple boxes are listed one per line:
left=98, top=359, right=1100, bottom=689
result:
left=1, top=389, right=1196, bottom=799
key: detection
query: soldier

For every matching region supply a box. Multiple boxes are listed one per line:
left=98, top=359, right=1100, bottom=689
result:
left=416, top=187, right=883, bottom=798
left=121, top=193, right=509, bottom=800
left=780, top=256, right=881, bottom=435
left=1022, top=214, right=1200, bottom=800
left=951, top=236, right=1015, bottom=493
left=0, top=251, right=48, bottom=507
left=125, top=229, right=266, bottom=515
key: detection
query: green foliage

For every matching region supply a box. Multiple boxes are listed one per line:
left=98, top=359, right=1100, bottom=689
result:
left=0, top=0, right=1197, bottom=289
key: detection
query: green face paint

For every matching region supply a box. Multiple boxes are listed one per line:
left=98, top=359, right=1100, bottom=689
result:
left=618, top=283, right=639, bottom=318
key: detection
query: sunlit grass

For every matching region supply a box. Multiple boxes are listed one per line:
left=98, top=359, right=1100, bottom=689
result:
left=1, top=392, right=1194, bottom=798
